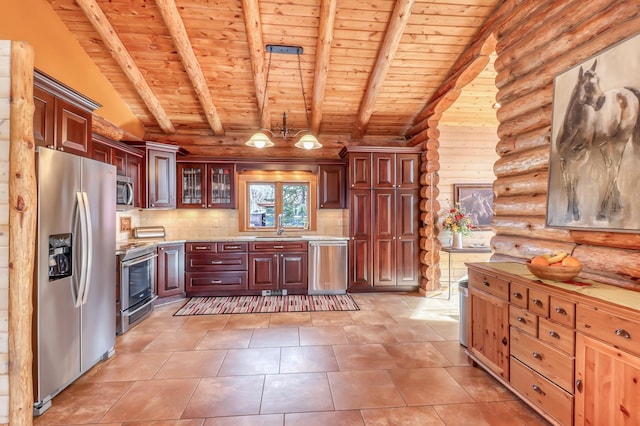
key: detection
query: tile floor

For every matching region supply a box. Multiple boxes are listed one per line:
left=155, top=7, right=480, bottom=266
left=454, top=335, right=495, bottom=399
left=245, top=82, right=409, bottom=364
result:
left=34, top=292, right=550, bottom=425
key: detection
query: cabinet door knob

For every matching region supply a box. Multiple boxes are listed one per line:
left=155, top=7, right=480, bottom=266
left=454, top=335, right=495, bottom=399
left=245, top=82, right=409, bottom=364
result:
left=615, top=328, right=631, bottom=339
left=483, top=280, right=490, bottom=287
left=532, top=384, right=545, bottom=395
left=532, top=351, right=543, bottom=360
left=548, top=330, right=560, bottom=339
left=533, top=298, right=542, bottom=306
left=517, top=316, right=526, bottom=324
left=555, top=306, right=567, bottom=315
left=575, top=379, right=583, bottom=393
left=513, top=291, right=522, bottom=299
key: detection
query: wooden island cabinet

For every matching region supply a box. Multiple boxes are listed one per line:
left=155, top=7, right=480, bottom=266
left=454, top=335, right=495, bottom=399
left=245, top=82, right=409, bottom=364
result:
left=156, top=242, right=185, bottom=301
left=466, top=262, right=640, bottom=426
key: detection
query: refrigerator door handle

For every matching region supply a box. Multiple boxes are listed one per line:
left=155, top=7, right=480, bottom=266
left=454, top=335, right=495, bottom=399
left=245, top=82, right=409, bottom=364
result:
left=80, top=192, right=94, bottom=305
left=75, top=192, right=88, bottom=308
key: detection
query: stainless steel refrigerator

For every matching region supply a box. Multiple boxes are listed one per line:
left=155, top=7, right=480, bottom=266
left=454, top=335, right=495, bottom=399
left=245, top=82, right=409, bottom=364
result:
left=33, top=148, right=116, bottom=415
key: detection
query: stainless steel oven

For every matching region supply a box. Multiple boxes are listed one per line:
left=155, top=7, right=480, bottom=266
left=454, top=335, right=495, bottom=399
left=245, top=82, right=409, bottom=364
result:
left=117, top=243, right=157, bottom=334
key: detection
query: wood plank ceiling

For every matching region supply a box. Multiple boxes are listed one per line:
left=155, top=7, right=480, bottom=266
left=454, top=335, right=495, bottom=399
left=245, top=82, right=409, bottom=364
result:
left=48, top=0, right=502, bottom=156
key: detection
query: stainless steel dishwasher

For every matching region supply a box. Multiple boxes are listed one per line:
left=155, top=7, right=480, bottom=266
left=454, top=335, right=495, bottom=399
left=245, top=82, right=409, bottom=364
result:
left=308, top=240, right=348, bottom=295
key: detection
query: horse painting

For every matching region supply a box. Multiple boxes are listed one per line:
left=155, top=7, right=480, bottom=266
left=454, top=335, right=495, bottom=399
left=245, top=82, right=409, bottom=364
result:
left=556, top=59, right=640, bottom=223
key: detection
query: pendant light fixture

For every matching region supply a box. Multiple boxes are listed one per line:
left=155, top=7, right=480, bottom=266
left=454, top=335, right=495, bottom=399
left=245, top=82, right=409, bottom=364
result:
left=245, top=45, right=322, bottom=150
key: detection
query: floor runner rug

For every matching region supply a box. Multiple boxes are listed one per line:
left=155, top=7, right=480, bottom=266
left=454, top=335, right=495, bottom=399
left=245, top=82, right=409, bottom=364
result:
left=174, top=294, right=359, bottom=315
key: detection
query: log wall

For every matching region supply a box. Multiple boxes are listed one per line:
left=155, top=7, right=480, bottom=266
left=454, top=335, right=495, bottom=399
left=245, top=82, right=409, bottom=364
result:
left=412, top=0, right=640, bottom=292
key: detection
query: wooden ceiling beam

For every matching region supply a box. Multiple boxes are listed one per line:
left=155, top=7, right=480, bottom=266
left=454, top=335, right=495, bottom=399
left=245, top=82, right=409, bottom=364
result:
left=310, top=0, right=337, bottom=134
left=351, top=0, right=415, bottom=140
left=75, top=0, right=176, bottom=134
left=242, top=0, right=271, bottom=130
left=155, top=0, right=225, bottom=135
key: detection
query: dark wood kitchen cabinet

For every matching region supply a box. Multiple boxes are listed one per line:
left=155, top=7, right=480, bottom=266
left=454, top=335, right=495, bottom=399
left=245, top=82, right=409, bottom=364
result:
left=33, top=70, right=99, bottom=158
left=185, top=242, right=248, bottom=295
left=156, top=242, right=185, bottom=300
left=318, top=164, right=346, bottom=209
left=248, top=241, right=308, bottom=294
left=133, top=142, right=182, bottom=209
left=341, top=147, right=420, bottom=291
left=177, top=162, right=235, bottom=209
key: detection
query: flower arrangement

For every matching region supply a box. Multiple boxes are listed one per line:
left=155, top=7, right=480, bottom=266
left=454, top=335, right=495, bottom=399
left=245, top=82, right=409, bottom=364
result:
left=441, top=203, right=473, bottom=236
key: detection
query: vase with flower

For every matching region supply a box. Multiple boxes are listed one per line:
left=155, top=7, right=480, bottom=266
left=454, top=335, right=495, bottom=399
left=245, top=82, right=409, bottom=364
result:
left=441, top=203, right=473, bottom=249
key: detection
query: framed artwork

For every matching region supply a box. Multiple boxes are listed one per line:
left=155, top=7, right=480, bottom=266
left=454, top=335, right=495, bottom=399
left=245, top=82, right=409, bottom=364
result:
left=547, top=33, right=640, bottom=231
left=454, top=183, right=494, bottom=230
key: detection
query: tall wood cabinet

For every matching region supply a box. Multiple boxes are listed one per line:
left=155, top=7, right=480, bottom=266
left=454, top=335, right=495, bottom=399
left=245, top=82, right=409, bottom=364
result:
left=132, top=142, right=182, bottom=209
left=341, top=147, right=420, bottom=291
left=33, top=70, right=99, bottom=158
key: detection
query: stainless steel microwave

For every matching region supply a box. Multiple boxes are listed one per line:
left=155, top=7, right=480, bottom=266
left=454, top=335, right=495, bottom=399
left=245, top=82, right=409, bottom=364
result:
left=116, top=175, right=135, bottom=210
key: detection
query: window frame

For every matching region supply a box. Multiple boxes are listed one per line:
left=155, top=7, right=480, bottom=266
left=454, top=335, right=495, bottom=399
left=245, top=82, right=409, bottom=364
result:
left=238, top=171, right=317, bottom=232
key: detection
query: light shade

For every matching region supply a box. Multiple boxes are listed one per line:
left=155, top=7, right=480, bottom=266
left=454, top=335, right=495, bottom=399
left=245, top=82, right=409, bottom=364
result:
left=245, top=132, right=275, bottom=148
left=294, top=133, right=322, bottom=150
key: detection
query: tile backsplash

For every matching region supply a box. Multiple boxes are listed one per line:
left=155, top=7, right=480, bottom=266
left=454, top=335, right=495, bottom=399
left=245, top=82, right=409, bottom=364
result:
left=117, top=208, right=348, bottom=241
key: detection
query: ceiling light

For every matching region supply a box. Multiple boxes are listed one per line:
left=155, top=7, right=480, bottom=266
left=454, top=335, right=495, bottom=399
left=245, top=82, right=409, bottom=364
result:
left=245, top=45, right=322, bottom=150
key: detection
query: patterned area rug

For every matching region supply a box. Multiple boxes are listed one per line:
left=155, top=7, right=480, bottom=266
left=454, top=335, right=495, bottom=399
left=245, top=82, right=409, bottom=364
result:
left=174, top=294, right=359, bottom=316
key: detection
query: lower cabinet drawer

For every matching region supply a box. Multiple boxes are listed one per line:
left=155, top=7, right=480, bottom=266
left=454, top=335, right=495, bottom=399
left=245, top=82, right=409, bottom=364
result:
left=538, top=317, right=575, bottom=355
left=468, top=269, right=509, bottom=300
left=509, top=305, right=538, bottom=337
left=186, top=271, right=248, bottom=292
left=186, top=253, right=248, bottom=271
left=576, top=304, right=640, bottom=357
left=510, top=326, right=574, bottom=392
left=510, top=357, right=573, bottom=426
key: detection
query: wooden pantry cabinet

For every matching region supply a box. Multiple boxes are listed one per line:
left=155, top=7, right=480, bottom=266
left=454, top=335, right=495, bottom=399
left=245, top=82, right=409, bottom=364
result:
left=467, top=262, right=640, bottom=426
left=341, top=147, right=420, bottom=291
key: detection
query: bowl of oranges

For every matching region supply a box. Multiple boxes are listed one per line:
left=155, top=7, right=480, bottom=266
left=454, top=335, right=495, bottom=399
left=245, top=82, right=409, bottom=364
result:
left=526, top=251, right=582, bottom=282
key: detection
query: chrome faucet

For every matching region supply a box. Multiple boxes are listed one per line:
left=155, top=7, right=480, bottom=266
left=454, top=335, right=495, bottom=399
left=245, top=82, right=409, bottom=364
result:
left=277, top=214, right=284, bottom=235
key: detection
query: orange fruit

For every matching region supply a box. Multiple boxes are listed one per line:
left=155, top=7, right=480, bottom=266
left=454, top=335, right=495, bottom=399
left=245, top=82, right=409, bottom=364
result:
left=562, top=256, right=581, bottom=267
left=531, top=255, right=550, bottom=266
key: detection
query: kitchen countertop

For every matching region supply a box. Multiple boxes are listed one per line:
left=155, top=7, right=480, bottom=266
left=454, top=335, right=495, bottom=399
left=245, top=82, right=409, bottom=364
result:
left=116, top=235, right=348, bottom=254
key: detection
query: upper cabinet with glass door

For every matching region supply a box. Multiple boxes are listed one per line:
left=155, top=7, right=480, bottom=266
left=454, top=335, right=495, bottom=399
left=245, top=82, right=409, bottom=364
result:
left=177, top=163, right=235, bottom=209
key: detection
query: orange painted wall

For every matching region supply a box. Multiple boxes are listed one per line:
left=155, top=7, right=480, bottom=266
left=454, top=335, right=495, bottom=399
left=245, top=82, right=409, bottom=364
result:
left=0, top=0, right=145, bottom=137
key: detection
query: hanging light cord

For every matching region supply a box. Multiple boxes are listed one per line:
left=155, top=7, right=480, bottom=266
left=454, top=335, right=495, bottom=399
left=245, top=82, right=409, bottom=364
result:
left=298, top=51, right=311, bottom=131
left=258, top=50, right=273, bottom=130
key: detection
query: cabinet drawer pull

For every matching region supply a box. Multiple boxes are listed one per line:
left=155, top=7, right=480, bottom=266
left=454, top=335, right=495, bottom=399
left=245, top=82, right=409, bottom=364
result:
left=532, top=384, right=545, bottom=395
left=274, top=245, right=284, bottom=249
left=517, top=316, right=526, bottom=324
left=548, top=330, right=560, bottom=339
left=615, top=328, right=631, bottom=339
left=532, top=298, right=543, bottom=306
left=532, top=351, right=543, bottom=360
left=483, top=280, right=490, bottom=287
left=210, top=280, right=222, bottom=284
left=512, top=291, right=522, bottom=299
left=225, top=245, right=241, bottom=249
left=194, top=246, right=209, bottom=250
left=555, top=306, right=567, bottom=315
left=211, top=260, right=223, bottom=264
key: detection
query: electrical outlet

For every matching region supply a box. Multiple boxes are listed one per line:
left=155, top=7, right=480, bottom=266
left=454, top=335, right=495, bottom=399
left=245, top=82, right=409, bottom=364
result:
left=120, top=216, right=132, bottom=232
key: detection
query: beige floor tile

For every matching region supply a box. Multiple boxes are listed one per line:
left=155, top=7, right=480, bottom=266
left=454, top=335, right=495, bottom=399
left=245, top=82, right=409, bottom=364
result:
left=383, top=342, right=453, bottom=368
left=142, top=330, right=207, bottom=352
left=183, top=375, right=265, bottom=418
left=88, top=352, right=172, bottom=382
left=114, top=331, right=159, bottom=354
left=343, top=324, right=397, bottom=344
left=425, top=319, right=461, bottom=341
left=179, top=314, right=230, bottom=331
left=261, top=372, right=334, bottom=413
left=433, top=401, right=531, bottom=426
left=327, top=370, right=405, bottom=410
left=384, top=322, right=445, bottom=342
left=299, top=325, right=348, bottom=346
left=33, top=382, right=131, bottom=425
left=130, top=315, right=189, bottom=333
left=280, top=345, right=339, bottom=373
left=125, top=420, right=205, bottom=426
left=349, top=310, right=397, bottom=326
left=360, top=406, right=445, bottom=425
left=431, top=341, right=472, bottom=366
left=310, top=311, right=355, bottom=326
left=503, top=400, right=551, bottom=425
left=224, top=313, right=271, bottom=329
left=249, top=327, right=300, bottom=347
left=388, top=367, right=475, bottom=406
left=204, top=414, right=284, bottom=425
left=268, top=312, right=312, bottom=327
left=333, top=343, right=396, bottom=370
left=101, top=378, right=199, bottom=423
left=154, top=349, right=227, bottom=379
left=218, top=347, right=281, bottom=376
left=196, top=329, right=253, bottom=349
left=285, top=410, right=364, bottom=425
left=445, top=366, right=517, bottom=402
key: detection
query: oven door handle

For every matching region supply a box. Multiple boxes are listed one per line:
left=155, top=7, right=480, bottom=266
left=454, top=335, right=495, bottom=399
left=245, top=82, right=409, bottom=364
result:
left=123, top=295, right=158, bottom=317
left=121, top=252, right=158, bottom=268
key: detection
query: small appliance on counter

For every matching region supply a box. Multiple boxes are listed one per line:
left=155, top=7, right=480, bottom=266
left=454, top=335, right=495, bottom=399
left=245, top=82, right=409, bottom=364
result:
left=132, top=226, right=166, bottom=239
